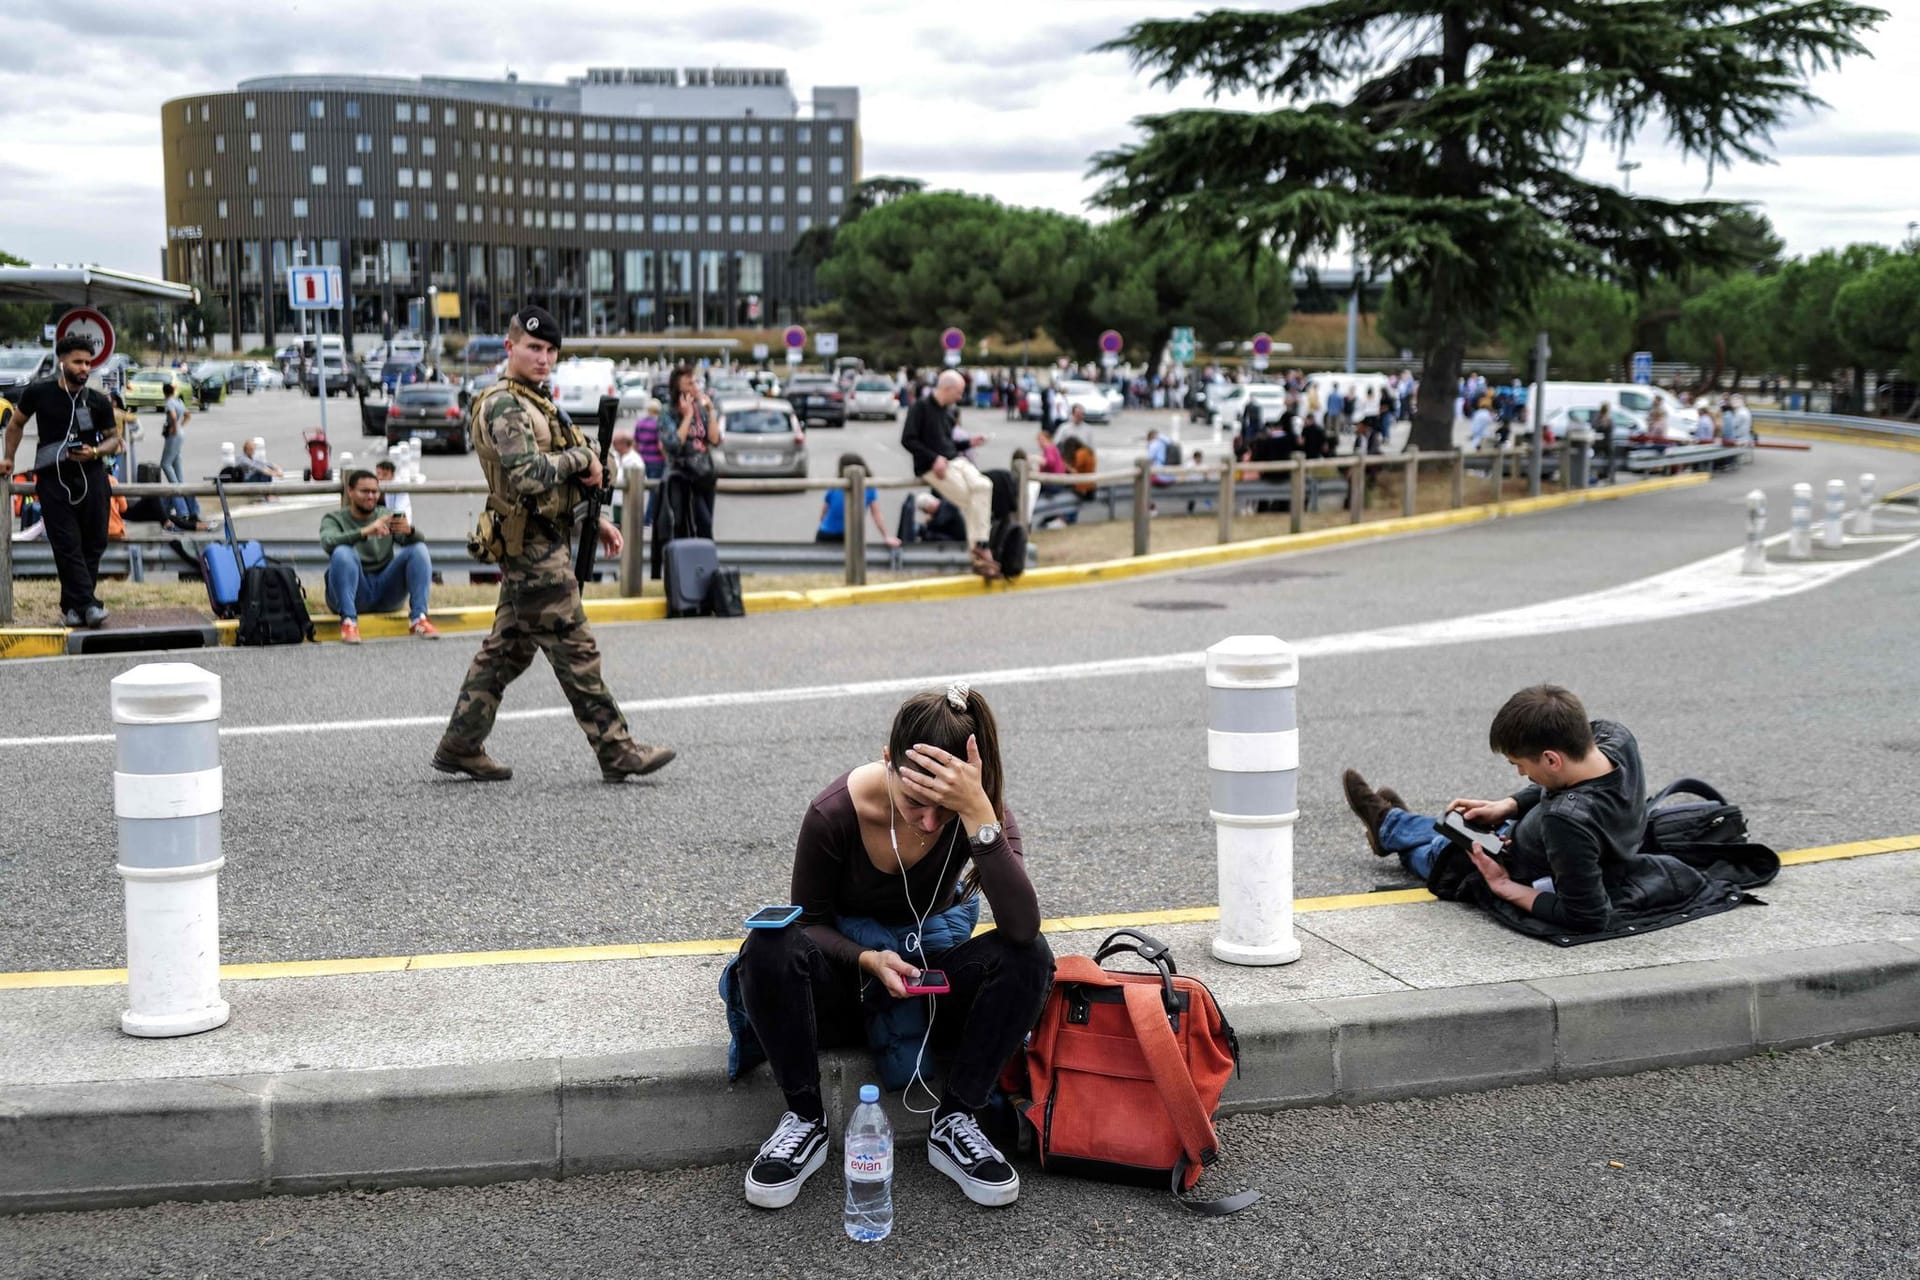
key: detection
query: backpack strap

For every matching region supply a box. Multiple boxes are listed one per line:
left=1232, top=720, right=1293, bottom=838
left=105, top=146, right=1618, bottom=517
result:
left=1649, top=777, right=1727, bottom=807
left=1121, top=983, right=1259, bottom=1216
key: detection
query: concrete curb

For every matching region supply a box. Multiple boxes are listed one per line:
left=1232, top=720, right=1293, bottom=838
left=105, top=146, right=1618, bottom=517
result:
left=0, top=471, right=1707, bottom=657
left=4, top=938, right=1915, bottom=1213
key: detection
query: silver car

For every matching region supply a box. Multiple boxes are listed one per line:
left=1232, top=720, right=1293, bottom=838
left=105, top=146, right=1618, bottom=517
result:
left=712, top=396, right=807, bottom=481
left=849, top=377, right=899, bottom=420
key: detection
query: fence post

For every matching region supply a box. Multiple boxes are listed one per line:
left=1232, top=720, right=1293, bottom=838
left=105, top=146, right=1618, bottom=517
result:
left=1132, top=456, right=1152, bottom=557
left=0, top=481, right=13, bottom=623
left=1206, top=635, right=1302, bottom=966
left=1289, top=460, right=1306, bottom=534
left=1823, top=479, right=1846, bottom=550
left=111, top=663, right=231, bottom=1038
left=1450, top=450, right=1465, bottom=510
left=618, top=470, right=644, bottom=596
left=1788, top=482, right=1813, bottom=559
left=1401, top=454, right=1418, bottom=518
left=844, top=464, right=868, bottom=586
left=1741, top=489, right=1767, bottom=576
left=1348, top=457, right=1364, bottom=523
left=1012, top=455, right=1032, bottom=528
left=1558, top=435, right=1574, bottom=492
left=1216, top=460, right=1235, bottom=544
left=1490, top=446, right=1505, bottom=506
left=1852, top=472, right=1876, bottom=535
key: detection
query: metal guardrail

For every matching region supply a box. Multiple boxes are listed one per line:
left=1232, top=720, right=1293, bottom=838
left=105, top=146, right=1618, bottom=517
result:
left=1752, top=408, right=1920, bottom=441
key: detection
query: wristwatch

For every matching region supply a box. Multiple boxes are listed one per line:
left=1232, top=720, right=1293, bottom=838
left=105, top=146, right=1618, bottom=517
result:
left=971, top=820, right=1002, bottom=848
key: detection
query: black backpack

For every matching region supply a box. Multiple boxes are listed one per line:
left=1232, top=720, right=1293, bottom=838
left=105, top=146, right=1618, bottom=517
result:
left=1641, top=779, right=1748, bottom=855
left=235, top=562, right=315, bottom=645
left=126, top=462, right=169, bottom=523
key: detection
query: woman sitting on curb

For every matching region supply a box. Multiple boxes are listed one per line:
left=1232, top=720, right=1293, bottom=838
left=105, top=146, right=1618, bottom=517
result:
left=719, top=685, right=1051, bottom=1212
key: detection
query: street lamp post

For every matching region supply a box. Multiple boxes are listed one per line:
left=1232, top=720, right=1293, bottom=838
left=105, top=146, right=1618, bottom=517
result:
left=1618, top=160, right=1642, bottom=193
left=427, top=285, right=440, bottom=377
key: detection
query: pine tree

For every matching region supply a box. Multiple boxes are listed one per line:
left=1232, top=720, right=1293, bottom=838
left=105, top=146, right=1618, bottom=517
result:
left=1093, top=1, right=1885, bottom=450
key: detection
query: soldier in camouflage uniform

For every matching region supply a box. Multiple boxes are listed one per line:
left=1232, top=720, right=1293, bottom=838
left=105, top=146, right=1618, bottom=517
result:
left=433, top=306, right=674, bottom=783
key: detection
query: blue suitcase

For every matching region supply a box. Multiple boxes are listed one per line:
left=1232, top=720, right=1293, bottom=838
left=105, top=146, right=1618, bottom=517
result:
left=200, top=479, right=266, bottom=619
left=663, top=537, right=719, bottom=618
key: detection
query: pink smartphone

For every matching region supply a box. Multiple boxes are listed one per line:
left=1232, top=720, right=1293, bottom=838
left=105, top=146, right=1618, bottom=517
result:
left=901, top=969, right=950, bottom=996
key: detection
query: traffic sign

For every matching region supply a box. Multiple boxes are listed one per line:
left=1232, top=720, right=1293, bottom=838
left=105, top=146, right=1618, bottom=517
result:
left=943, top=350, right=962, bottom=367
left=1170, top=325, right=1195, bottom=363
left=816, top=332, right=840, bottom=357
left=786, top=349, right=802, bottom=366
left=783, top=325, right=807, bottom=350
left=752, top=343, right=770, bottom=361
left=288, top=266, right=342, bottom=310
left=1251, top=333, right=1274, bottom=357
left=1631, top=351, right=1653, bottom=385
left=941, top=327, right=965, bottom=352
left=1099, top=329, right=1123, bottom=355
left=56, top=308, right=113, bottom=370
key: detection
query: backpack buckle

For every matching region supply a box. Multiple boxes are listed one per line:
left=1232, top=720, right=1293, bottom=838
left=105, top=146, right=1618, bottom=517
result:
left=1066, top=988, right=1090, bottom=1025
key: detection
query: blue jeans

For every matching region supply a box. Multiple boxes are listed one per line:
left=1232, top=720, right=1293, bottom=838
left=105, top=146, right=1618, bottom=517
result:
left=325, top=542, right=432, bottom=622
left=159, top=434, right=201, bottom=522
left=1379, top=808, right=1517, bottom=879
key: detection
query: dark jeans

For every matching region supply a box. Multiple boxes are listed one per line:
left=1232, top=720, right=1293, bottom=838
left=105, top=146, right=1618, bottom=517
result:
left=36, top=461, right=110, bottom=614
left=738, top=924, right=1053, bottom=1117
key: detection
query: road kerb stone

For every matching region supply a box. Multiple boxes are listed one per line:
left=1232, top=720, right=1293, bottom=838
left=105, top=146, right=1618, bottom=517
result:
left=1220, top=1000, right=1338, bottom=1113
left=1747, top=940, right=1920, bottom=1049
left=559, top=1046, right=788, bottom=1176
left=1318, top=982, right=1557, bottom=1103
left=1526, top=960, right=1755, bottom=1076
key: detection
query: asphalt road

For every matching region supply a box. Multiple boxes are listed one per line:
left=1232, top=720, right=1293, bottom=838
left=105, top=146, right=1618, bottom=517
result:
left=1, top=437, right=1913, bottom=971
left=3, top=1033, right=1913, bottom=1278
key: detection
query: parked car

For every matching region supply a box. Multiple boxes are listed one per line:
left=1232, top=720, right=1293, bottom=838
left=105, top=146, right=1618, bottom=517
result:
left=550, top=356, right=618, bottom=419
left=711, top=396, right=806, bottom=481
left=122, top=367, right=188, bottom=411
left=303, top=355, right=360, bottom=397
left=746, top=369, right=782, bottom=398
left=849, top=377, right=899, bottom=421
left=461, top=335, right=507, bottom=367
left=244, top=361, right=285, bottom=390
left=1207, top=383, right=1288, bottom=432
left=386, top=384, right=471, bottom=453
left=1539, top=405, right=1649, bottom=447
left=707, top=374, right=759, bottom=399
left=1055, top=380, right=1114, bottom=424
left=0, top=348, right=53, bottom=400
left=784, top=373, right=846, bottom=427
left=379, top=353, right=428, bottom=394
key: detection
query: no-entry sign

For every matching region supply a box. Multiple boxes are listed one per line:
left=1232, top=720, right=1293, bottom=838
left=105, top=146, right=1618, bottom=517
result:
left=56, top=308, right=114, bottom=369
left=784, top=325, right=808, bottom=350
left=1251, top=333, right=1274, bottom=357
left=1099, top=329, right=1123, bottom=354
left=941, top=327, right=965, bottom=352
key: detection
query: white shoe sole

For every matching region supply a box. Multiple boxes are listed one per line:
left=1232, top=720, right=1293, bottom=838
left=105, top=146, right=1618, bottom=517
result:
left=928, top=1143, right=1020, bottom=1207
left=744, top=1140, right=827, bottom=1210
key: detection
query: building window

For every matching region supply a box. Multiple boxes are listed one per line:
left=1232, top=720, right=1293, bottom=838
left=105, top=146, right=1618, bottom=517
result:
left=728, top=215, right=744, bottom=233
left=748, top=185, right=762, bottom=203
left=422, top=137, right=436, bottom=157
left=798, top=126, right=812, bottom=143
left=444, top=107, right=456, bottom=126
left=396, top=102, right=412, bottom=122
left=347, top=166, right=363, bottom=185
left=727, top=125, right=743, bottom=143
left=706, top=185, right=722, bottom=203
left=357, top=199, right=374, bottom=217
left=214, top=134, right=225, bottom=154
left=205, top=168, right=213, bottom=185
left=309, top=99, right=325, bottom=119
left=247, top=166, right=258, bottom=185
left=797, top=214, right=812, bottom=231
left=748, top=126, right=763, bottom=144
left=798, top=186, right=812, bottom=204
left=250, top=132, right=261, bottom=152
left=290, top=132, right=306, bottom=151
left=829, top=126, right=844, bottom=144
left=392, top=135, right=408, bottom=154
left=252, top=198, right=264, bottom=216
left=187, top=170, right=196, bottom=189
left=728, top=156, right=743, bottom=174
left=394, top=200, right=409, bottom=218
left=425, top=203, right=437, bottom=221
left=728, top=185, right=743, bottom=203
left=769, top=126, right=784, bottom=143
left=474, top=109, right=485, bottom=127
left=217, top=200, right=228, bottom=219
left=770, top=186, right=784, bottom=203
left=770, top=215, right=785, bottom=233
left=456, top=204, right=468, bottom=223
left=706, top=156, right=721, bottom=174
left=201, top=104, right=211, bottom=121
left=355, top=134, right=372, bottom=153
left=244, top=100, right=256, bottom=119
left=310, top=165, right=327, bottom=184
left=747, top=215, right=763, bottom=233
left=828, top=156, right=844, bottom=174
left=770, top=156, right=785, bottom=174
left=293, top=198, right=310, bottom=218
left=829, top=186, right=844, bottom=204
left=417, top=104, right=428, bottom=122
left=446, top=172, right=458, bottom=190
left=797, top=156, right=813, bottom=174
left=397, top=168, right=413, bottom=188
left=345, top=100, right=361, bottom=119
left=747, top=155, right=763, bottom=174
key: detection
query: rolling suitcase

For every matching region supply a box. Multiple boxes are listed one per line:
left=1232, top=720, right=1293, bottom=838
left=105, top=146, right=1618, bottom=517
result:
left=199, top=478, right=266, bottom=619
left=664, top=537, right=720, bottom=618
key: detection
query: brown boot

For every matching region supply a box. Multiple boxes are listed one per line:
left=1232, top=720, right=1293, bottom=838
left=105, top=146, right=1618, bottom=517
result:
left=602, top=743, right=677, bottom=782
left=969, top=545, right=1002, bottom=580
left=1342, top=769, right=1394, bottom=858
left=432, top=742, right=513, bottom=781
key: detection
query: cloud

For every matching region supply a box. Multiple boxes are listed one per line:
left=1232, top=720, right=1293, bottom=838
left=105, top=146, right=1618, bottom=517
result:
left=1772, top=131, right=1920, bottom=159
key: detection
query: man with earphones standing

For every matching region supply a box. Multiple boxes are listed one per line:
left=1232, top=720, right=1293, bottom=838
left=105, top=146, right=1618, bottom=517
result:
left=2, top=336, right=121, bottom=627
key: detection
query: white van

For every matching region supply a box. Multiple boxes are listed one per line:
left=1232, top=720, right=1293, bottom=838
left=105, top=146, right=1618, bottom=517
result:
left=1540, top=382, right=1696, bottom=442
left=550, top=356, right=619, bottom=417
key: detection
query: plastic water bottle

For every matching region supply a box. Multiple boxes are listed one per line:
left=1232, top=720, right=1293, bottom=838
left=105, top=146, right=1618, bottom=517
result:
left=843, top=1084, right=894, bottom=1242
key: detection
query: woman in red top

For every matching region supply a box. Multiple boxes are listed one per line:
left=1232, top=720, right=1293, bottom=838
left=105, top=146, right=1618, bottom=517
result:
left=736, top=685, right=1051, bottom=1212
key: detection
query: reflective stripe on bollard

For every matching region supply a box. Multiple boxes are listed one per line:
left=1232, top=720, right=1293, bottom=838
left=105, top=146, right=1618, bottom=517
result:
left=1741, top=489, right=1767, bottom=576
left=1823, top=479, right=1847, bottom=551
left=110, top=663, right=231, bottom=1038
left=1788, top=483, right=1813, bottom=560
left=1206, top=635, right=1303, bottom=966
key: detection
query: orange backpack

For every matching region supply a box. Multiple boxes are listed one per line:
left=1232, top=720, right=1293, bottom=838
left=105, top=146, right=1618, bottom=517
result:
left=1001, top=929, right=1258, bottom=1214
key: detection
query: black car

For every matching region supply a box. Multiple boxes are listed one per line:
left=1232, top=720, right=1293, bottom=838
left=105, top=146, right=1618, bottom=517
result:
left=784, top=373, right=846, bottom=427
left=304, top=357, right=361, bottom=397
left=387, top=384, right=471, bottom=453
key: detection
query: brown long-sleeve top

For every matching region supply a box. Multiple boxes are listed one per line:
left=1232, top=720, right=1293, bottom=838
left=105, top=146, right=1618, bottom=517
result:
left=792, top=770, right=1040, bottom=968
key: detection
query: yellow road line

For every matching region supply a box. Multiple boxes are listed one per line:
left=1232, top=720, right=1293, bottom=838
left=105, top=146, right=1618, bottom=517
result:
left=3, top=832, right=1912, bottom=992
left=0, top=472, right=1706, bottom=655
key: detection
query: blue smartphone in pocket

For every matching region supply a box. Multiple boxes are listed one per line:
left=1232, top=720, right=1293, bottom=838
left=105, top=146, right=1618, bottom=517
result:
left=744, top=904, right=802, bottom=929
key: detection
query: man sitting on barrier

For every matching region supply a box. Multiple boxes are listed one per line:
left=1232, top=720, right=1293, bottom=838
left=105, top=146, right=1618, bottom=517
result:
left=318, top=468, right=439, bottom=643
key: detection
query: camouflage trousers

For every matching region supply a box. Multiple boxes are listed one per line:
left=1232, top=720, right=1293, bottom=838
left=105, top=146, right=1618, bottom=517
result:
left=441, top=536, right=633, bottom=763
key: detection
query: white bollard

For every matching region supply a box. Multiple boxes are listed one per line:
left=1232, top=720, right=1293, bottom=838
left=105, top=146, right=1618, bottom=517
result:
left=1206, top=636, right=1302, bottom=966
left=1741, top=489, right=1767, bottom=576
left=219, top=441, right=237, bottom=469
left=251, top=436, right=268, bottom=467
left=1852, top=473, right=1876, bottom=536
left=1169, top=411, right=1183, bottom=446
left=111, top=663, right=230, bottom=1038
left=1823, top=479, right=1846, bottom=550
left=1788, top=483, right=1813, bottom=559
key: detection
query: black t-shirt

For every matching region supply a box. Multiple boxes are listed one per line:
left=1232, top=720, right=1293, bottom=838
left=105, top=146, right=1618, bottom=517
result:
left=14, top=378, right=114, bottom=465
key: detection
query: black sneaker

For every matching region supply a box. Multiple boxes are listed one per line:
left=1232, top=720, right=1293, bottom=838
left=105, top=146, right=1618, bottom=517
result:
left=744, top=1111, right=829, bottom=1210
left=60, top=609, right=83, bottom=628
left=928, top=1110, right=1020, bottom=1206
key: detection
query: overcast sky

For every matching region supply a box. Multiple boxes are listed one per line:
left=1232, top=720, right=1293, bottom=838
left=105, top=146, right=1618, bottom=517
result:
left=3, top=0, right=1914, bottom=274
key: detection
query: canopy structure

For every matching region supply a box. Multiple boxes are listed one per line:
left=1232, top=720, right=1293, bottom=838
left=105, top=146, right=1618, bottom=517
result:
left=0, top=265, right=199, bottom=307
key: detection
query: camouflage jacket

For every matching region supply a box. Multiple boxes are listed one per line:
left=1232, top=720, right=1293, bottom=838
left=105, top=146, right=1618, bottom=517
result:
left=471, top=377, right=594, bottom=534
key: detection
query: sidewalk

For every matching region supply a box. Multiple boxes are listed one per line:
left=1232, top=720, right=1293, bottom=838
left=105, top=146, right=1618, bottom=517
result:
left=3, top=839, right=1916, bottom=1213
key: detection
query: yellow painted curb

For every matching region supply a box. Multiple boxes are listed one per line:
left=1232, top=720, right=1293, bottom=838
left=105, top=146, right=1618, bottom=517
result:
left=0, top=470, right=1711, bottom=657
left=4, top=831, right=1910, bottom=992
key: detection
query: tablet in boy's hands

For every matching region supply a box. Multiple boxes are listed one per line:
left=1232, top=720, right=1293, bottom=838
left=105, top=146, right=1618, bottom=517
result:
left=1435, top=810, right=1504, bottom=857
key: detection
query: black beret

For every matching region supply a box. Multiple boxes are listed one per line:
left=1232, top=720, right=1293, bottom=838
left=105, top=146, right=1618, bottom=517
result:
left=512, top=305, right=562, bottom=349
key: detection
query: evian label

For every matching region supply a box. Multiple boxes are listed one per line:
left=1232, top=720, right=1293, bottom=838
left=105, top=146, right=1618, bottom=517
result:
left=846, top=1144, right=892, bottom=1181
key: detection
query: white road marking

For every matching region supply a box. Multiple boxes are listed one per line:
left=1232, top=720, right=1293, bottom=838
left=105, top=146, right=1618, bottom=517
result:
left=2, top=530, right=1915, bottom=751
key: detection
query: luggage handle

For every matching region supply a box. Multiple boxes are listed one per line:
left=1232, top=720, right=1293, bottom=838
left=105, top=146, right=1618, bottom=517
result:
left=1648, top=777, right=1727, bottom=808
left=1094, top=928, right=1181, bottom=1020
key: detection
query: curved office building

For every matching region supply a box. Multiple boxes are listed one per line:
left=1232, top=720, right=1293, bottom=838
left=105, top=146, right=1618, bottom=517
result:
left=162, top=68, right=859, bottom=353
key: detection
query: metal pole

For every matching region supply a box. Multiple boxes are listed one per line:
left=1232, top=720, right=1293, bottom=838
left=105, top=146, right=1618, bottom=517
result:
left=111, top=663, right=230, bottom=1038
left=1217, top=459, right=1236, bottom=544
left=1852, top=472, right=1876, bottom=535
left=1823, top=479, right=1846, bottom=550
left=1788, top=482, right=1813, bottom=559
left=619, top=468, right=643, bottom=596
left=1344, top=257, right=1359, bottom=374
left=1401, top=455, right=1418, bottom=518
left=1132, top=456, right=1152, bottom=557
left=0, top=479, right=13, bottom=623
left=1348, top=457, right=1364, bottom=524
left=844, top=464, right=868, bottom=586
left=1206, top=634, right=1302, bottom=966
left=1528, top=331, right=1548, bottom=497
left=1289, top=460, right=1305, bottom=534
left=1012, top=455, right=1032, bottom=528
left=1741, top=489, right=1767, bottom=576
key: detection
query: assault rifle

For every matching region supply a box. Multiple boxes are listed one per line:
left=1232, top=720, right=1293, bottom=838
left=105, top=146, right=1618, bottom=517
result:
left=573, top=394, right=621, bottom=585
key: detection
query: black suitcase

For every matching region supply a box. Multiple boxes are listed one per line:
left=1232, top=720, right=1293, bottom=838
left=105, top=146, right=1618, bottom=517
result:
left=664, top=537, right=720, bottom=618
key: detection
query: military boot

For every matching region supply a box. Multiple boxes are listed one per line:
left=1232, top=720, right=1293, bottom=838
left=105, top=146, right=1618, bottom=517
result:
left=601, top=743, right=676, bottom=783
left=432, top=740, right=513, bottom=782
